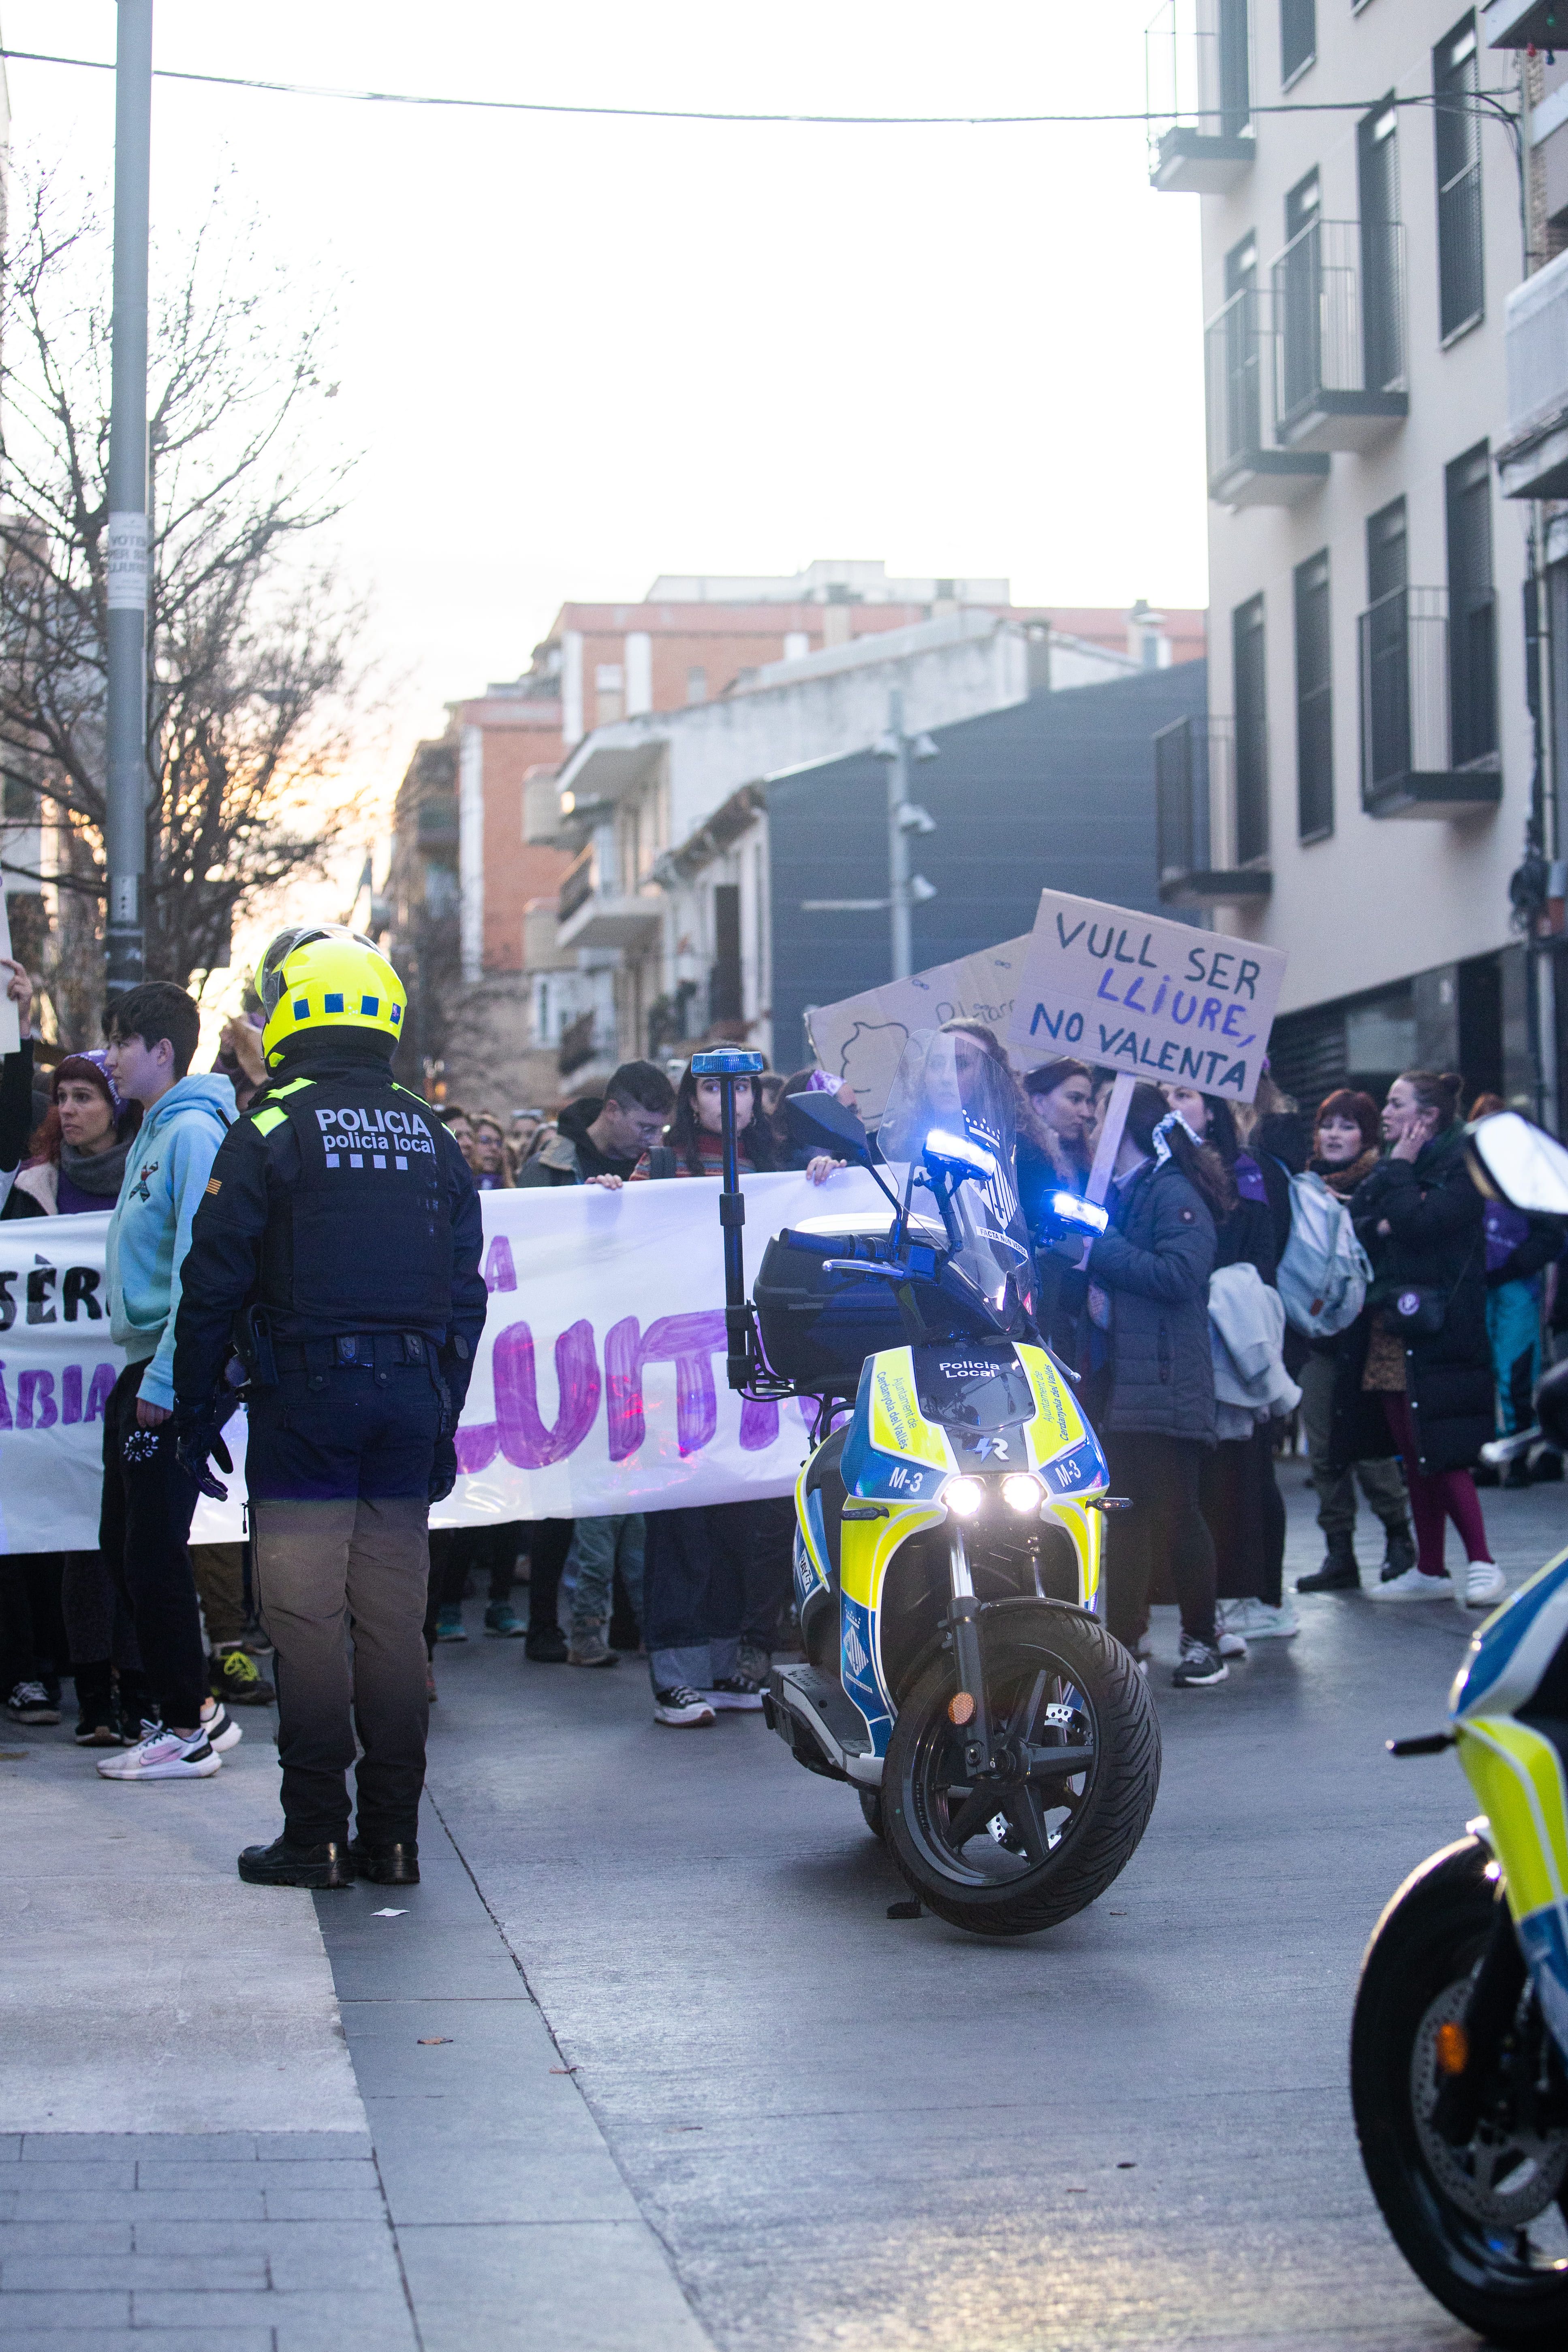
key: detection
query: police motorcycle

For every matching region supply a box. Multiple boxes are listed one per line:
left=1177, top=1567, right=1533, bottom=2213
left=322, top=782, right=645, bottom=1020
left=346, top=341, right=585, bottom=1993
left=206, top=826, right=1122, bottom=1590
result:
left=1353, top=1110, right=1568, bottom=2344
left=692, top=1032, right=1161, bottom=1938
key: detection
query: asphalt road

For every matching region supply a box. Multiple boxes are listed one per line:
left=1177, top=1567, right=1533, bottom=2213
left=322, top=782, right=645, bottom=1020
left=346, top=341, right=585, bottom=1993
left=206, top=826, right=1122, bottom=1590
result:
left=414, top=1471, right=1568, bottom=2352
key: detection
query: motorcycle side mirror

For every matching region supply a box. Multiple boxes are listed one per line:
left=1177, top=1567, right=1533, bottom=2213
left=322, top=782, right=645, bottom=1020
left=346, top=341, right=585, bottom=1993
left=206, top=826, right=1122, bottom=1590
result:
left=1465, top=1110, right=1568, bottom=1218
left=784, top=1090, right=872, bottom=1167
left=923, top=1127, right=997, bottom=1186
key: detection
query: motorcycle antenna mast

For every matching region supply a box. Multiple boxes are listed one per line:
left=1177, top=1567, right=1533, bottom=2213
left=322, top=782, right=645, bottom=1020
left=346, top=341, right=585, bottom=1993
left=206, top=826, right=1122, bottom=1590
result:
left=690, top=1049, right=767, bottom=1392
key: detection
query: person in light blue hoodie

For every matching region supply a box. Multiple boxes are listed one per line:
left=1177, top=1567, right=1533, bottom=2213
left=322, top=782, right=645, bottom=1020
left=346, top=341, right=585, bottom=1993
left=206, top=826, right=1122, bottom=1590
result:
left=92, top=982, right=237, bottom=1784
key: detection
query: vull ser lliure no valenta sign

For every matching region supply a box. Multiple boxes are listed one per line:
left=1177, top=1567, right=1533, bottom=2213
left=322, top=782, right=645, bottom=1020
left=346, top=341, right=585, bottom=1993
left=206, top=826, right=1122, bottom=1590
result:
left=1008, top=889, right=1287, bottom=1105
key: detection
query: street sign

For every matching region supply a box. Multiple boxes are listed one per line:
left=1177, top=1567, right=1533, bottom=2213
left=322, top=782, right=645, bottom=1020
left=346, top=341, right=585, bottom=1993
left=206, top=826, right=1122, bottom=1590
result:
left=1008, top=889, right=1286, bottom=1106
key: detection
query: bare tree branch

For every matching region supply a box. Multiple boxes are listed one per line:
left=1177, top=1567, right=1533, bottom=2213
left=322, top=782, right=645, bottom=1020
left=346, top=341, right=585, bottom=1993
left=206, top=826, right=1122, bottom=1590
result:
left=0, top=168, right=367, bottom=1029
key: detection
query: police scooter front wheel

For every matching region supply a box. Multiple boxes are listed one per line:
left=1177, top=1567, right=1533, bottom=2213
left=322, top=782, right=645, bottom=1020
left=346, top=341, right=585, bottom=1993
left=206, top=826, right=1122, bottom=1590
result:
left=1350, top=1838, right=1568, bottom=2348
left=882, top=1598, right=1160, bottom=1938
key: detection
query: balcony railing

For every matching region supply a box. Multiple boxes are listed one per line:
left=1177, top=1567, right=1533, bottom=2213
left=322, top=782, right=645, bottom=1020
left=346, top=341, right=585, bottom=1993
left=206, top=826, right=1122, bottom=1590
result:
left=1357, top=586, right=1502, bottom=818
left=558, top=843, right=595, bottom=925
left=1499, top=244, right=1568, bottom=499
left=1204, top=287, right=1328, bottom=506
left=1271, top=218, right=1408, bottom=450
left=1145, top=0, right=1254, bottom=192
left=1154, top=716, right=1272, bottom=906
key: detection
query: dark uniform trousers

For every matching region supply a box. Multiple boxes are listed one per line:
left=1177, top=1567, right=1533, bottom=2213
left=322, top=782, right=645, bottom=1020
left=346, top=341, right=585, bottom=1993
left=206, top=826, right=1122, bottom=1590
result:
left=247, top=1354, right=439, bottom=1845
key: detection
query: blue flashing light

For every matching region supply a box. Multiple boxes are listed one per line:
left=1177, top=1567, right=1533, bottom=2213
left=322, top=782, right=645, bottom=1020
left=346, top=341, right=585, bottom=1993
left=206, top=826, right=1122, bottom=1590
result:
left=691, top=1049, right=766, bottom=1076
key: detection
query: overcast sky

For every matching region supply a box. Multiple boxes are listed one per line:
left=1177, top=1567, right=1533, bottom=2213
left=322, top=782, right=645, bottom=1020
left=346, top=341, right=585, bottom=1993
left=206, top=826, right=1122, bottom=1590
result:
left=6, top=0, right=1209, bottom=776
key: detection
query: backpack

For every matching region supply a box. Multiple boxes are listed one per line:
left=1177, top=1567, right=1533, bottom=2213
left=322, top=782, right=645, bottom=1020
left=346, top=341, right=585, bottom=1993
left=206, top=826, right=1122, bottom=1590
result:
left=1275, top=1170, right=1371, bottom=1338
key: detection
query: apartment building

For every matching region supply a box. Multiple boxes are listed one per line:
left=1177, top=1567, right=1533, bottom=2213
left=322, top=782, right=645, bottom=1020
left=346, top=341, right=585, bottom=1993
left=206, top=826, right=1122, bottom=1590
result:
left=1148, top=2, right=1545, bottom=1111
left=543, top=562, right=1205, bottom=746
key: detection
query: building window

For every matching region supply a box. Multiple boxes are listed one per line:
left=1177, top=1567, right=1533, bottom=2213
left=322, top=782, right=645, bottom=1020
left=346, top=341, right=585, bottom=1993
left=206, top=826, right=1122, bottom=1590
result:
left=686, top=665, right=707, bottom=704
left=1295, top=552, right=1333, bottom=844
left=594, top=661, right=624, bottom=727
left=1281, top=0, right=1316, bottom=88
left=1277, top=171, right=1321, bottom=422
left=1233, top=594, right=1270, bottom=865
left=709, top=884, right=743, bottom=1025
left=1219, top=232, right=1262, bottom=464
left=1357, top=98, right=1404, bottom=391
left=1218, top=0, right=1252, bottom=137
left=1434, top=15, right=1484, bottom=343
left=1445, top=441, right=1497, bottom=766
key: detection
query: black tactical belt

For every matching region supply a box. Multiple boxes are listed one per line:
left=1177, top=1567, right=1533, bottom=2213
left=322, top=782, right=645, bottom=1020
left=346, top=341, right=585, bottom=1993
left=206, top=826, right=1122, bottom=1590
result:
left=271, top=1333, right=432, bottom=1377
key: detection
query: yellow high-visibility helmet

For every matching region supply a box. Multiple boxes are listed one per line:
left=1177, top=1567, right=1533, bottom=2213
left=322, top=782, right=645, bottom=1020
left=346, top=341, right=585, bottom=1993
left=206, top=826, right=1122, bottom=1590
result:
left=256, top=925, right=406, bottom=1066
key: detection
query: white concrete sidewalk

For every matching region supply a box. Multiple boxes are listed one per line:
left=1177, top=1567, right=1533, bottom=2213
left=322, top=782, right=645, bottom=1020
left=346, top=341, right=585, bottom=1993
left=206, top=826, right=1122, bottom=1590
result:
left=1, top=1719, right=362, bottom=2135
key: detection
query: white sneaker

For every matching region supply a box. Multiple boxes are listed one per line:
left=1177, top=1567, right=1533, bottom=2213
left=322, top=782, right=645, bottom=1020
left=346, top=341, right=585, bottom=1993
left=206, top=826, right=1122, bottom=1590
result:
left=1219, top=1598, right=1300, bottom=1642
left=1369, top=1565, right=1452, bottom=1602
left=1457, top=1561, right=1506, bottom=1610
left=653, top=1685, right=717, bottom=1728
left=96, top=1726, right=222, bottom=1780
left=1216, top=1623, right=1250, bottom=1660
left=201, top=1699, right=243, bottom=1754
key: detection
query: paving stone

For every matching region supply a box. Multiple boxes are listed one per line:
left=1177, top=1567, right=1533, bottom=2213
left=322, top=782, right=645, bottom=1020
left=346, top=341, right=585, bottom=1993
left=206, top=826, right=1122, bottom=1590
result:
left=0, top=2289, right=132, bottom=2325
left=19, top=2134, right=259, bottom=2164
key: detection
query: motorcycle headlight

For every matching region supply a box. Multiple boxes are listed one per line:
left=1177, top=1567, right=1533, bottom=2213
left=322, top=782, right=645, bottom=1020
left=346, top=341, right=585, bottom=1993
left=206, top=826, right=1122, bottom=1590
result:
left=1001, top=1473, right=1044, bottom=1515
left=944, top=1476, right=986, bottom=1518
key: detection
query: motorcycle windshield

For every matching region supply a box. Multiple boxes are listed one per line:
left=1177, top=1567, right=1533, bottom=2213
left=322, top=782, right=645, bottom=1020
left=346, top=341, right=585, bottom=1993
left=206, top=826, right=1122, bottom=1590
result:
left=876, top=1028, right=1036, bottom=1327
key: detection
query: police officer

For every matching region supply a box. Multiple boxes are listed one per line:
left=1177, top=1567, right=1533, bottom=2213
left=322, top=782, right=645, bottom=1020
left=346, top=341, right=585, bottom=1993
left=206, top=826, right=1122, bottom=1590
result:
left=172, top=926, right=487, bottom=1889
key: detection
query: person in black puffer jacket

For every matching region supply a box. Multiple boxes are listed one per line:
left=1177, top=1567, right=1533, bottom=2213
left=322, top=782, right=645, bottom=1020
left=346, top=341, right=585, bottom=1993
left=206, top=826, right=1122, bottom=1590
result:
left=1071, top=1082, right=1233, bottom=1688
left=1332, top=1069, right=1500, bottom=1611
left=1163, top=1084, right=1292, bottom=1644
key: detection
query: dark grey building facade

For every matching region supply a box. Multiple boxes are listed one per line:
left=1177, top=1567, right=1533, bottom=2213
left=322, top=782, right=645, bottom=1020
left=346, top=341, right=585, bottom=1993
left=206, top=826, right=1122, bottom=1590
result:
left=767, top=660, right=1209, bottom=1073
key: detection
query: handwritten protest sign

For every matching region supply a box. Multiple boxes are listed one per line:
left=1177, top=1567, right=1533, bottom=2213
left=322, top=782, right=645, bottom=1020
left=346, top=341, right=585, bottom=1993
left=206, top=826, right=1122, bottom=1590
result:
left=0, top=1169, right=890, bottom=1553
left=807, top=938, right=1033, bottom=1125
left=1008, top=889, right=1286, bottom=1104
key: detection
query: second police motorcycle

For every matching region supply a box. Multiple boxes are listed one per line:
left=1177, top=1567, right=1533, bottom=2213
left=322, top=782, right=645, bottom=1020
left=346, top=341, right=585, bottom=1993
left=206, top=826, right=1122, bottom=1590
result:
left=692, top=1030, right=1161, bottom=1938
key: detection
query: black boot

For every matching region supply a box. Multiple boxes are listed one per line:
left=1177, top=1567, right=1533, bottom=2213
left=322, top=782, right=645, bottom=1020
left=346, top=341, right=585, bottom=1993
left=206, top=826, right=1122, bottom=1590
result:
left=72, top=1661, right=119, bottom=1746
left=238, top=1837, right=356, bottom=1889
left=1297, top=1530, right=1359, bottom=1593
left=1381, top=1522, right=1417, bottom=1581
left=348, top=1837, right=420, bottom=1885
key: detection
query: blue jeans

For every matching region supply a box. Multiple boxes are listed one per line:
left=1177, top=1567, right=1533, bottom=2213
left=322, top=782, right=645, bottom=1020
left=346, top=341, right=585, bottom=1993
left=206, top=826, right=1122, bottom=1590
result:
left=565, top=1515, right=644, bottom=1642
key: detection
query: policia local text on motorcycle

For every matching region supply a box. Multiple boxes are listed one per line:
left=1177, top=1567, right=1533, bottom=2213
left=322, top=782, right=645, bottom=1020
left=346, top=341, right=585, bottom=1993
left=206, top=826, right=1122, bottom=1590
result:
left=171, top=926, right=487, bottom=1890
left=695, top=1031, right=1162, bottom=1939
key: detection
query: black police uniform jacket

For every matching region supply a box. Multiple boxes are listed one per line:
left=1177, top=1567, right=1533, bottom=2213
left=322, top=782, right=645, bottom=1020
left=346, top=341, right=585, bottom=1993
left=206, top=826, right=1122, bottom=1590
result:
left=171, top=1036, right=488, bottom=1420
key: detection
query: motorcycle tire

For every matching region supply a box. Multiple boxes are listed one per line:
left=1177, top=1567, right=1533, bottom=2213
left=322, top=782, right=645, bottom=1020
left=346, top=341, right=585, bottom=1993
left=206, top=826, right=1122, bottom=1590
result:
left=882, top=1597, right=1159, bottom=1938
left=858, top=1788, right=886, bottom=1841
left=1351, top=1836, right=1568, bottom=2348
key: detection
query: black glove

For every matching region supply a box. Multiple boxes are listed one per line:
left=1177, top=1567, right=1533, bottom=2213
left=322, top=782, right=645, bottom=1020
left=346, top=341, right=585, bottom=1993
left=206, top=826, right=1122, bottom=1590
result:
left=428, top=1433, right=458, bottom=1505
left=175, top=1416, right=234, bottom=1502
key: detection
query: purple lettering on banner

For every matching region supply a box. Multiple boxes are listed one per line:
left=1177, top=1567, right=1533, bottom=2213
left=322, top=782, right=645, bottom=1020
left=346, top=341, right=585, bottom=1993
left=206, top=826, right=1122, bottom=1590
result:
left=603, top=1312, right=729, bottom=1459
left=84, top=1364, right=117, bottom=1424
left=0, top=1359, right=10, bottom=1430
left=62, top=1365, right=82, bottom=1425
left=739, top=1394, right=779, bottom=1451
left=483, top=1235, right=517, bottom=1294
left=493, top=1319, right=601, bottom=1468
left=455, top=1421, right=499, bottom=1474
left=17, top=1370, right=56, bottom=1431
left=605, top=1318, right=645, bottom=1460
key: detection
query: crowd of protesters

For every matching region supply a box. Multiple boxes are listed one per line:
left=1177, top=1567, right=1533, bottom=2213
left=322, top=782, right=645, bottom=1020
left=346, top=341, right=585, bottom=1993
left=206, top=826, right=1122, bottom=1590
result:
left=0, top=938, right=1559, bottom=1755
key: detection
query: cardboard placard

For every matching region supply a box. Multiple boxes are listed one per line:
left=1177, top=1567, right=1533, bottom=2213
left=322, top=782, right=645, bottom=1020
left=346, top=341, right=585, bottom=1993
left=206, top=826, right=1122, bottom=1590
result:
left=1008, top=890, right=1286, bottom=1105
left=805, top=937, right=1033, bottom=1126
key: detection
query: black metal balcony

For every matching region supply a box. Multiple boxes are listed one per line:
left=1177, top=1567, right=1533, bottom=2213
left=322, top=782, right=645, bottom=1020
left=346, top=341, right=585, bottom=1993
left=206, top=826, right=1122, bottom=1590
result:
left=1204, top=288, right=1328, bottom=508
left=1154, top=717, right=1273, bottom=907
left=1357, top=586, right=1502, bottom=818
left=1145, top=1, right=1255, bottom=193
left=558, top=844, right=594, bottom=924
left=1272, top=218, right=1408, bottom=452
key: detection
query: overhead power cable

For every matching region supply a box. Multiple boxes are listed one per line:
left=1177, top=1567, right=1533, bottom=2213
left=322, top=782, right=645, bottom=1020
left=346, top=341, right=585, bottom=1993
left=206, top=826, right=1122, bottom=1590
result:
left=0, top=45, right=1522, bottom=131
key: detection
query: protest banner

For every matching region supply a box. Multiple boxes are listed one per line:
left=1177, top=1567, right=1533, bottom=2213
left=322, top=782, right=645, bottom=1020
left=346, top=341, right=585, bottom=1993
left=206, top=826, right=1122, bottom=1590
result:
left=1008, top=889, right=1287, bottom=1105
left=806, top=937, right=1033, bottom=1125
left=0, top=1168, right=889, bottom=1552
